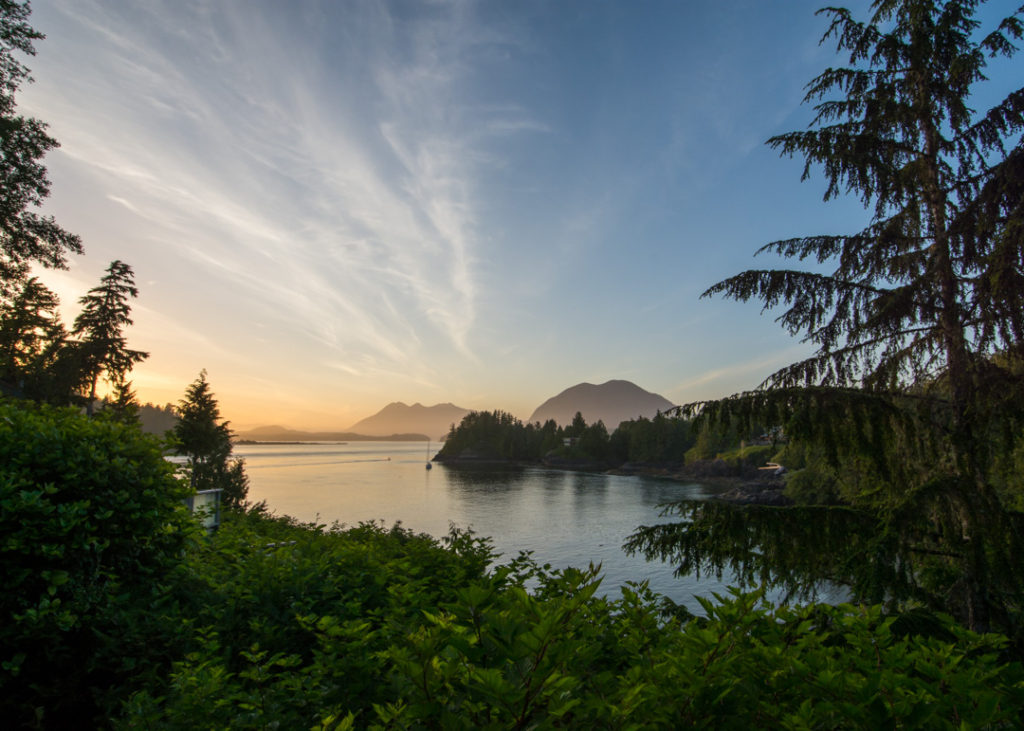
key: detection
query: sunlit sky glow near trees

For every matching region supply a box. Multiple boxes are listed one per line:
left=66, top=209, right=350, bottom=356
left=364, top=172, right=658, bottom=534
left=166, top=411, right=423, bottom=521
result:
left=19, top=0, right=1022, bottom=429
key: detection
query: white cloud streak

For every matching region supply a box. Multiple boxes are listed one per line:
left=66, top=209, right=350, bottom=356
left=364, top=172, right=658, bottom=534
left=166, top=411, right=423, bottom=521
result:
left=22, top=0, right=535, bottom=379
left=670, top=345, right=810, bottom=398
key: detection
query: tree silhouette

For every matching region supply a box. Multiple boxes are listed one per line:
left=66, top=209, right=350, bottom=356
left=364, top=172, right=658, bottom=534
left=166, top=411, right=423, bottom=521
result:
left=0, top=275, right=63, bottom=395
left=633, top=0, right=1024, bottom=632
left=99, top=379, right=141, bottom=425
left=0, top=0, right=82, bottom=297
left=71, top=260, right=148, bottom=415
left=172, top=370, right=249, bottom=509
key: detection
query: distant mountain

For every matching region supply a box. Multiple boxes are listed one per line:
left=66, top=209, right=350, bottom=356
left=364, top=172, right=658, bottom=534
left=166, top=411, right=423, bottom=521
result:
left=347, top=402, right=470, bottom=440
left=234, top=425, right=428, bottom=442
left=528, top=380, right=676, bottom=429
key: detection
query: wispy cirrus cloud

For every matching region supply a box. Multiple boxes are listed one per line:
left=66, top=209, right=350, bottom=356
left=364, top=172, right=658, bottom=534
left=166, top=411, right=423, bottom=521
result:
left=22, top=0, right=539, bottom=379
left=670, top=344, right=811, bottom=400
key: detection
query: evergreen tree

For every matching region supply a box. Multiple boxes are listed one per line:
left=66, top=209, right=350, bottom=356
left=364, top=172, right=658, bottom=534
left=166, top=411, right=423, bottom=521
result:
left=0, top=0, right=82, bottom=298
left=0, top=275, right=63, bottom=394
left=172, top=370, right=248, bottom=509
left=98, top=378, right=140, bottom=426
left=567, top=411, right=587, bottom=438
left=633, top=0, right=1024, bottom=632
left=577, top=419, right=610, bottom=460
left=705, top=0, right=1024, bottom=451
left=71, top=260, right=148, bottom=415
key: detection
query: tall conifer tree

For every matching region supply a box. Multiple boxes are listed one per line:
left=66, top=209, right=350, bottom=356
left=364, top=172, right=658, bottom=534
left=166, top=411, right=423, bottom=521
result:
left=632, top=0, right=1024, bottom=631
left=0, top=0, right=82, bottom=297
left=71, top=260, right=148, bottom=415
left=172, top=371, right=249, bottom=508
left=0, top=275, right=62, bottom=393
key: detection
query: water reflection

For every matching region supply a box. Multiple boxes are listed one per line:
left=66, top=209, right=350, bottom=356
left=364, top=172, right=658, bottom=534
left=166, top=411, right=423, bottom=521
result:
left=442, top=464, right=530, bottom=492
left=237, top=442, right=745, bottom=613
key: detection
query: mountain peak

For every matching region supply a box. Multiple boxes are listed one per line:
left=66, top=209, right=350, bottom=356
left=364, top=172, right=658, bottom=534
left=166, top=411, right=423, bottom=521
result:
left=528, top=380, right=675, bottom=428
left=348, top=401, right=471, bottom=439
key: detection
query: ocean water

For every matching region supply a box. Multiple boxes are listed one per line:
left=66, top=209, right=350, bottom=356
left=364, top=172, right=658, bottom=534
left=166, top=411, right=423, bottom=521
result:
left=234, top=441, right=745, bottom=612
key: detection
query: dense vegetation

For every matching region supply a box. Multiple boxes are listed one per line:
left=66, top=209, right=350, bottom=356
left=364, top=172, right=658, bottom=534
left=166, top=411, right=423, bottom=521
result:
left=436, top=409, right=730, bottom=466
left=118, top=509, right=1024, bottom=729
left=5, top=402, right=1024, bottom=727
left=0, top=401, right=195, bottom=727
left=4, top=0, right=1024, bottom=725
left=435, top=406, right=781, bottom=487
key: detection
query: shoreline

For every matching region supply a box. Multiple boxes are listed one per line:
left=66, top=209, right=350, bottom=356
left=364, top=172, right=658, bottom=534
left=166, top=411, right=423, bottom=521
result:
left=434, top=455, right=793, bottom=506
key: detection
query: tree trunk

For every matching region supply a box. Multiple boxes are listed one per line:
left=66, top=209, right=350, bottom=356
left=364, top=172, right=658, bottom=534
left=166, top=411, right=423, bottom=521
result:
left=85, top=373, right=98, bottom=416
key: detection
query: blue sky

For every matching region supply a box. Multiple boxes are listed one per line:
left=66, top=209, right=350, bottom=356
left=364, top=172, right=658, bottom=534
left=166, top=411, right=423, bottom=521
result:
left=18, top=0, right=1021, bottom=428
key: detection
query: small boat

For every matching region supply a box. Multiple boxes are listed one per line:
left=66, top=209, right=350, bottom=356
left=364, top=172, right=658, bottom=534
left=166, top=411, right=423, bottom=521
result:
left=425, top=440, right=432, bottom=469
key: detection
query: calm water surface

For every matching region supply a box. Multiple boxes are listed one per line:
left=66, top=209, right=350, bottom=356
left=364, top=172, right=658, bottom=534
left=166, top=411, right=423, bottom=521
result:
left=236, top=441, right=737, bottom=612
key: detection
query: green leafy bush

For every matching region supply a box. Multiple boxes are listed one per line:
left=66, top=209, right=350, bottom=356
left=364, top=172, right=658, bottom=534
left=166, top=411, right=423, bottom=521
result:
left=119, top=508, right=497, bottom=728
left=715, top=443, right=774, bottom=469
left=0, top=400, right=195, bottom=727
left=115, top=509, right=1024, bottom=729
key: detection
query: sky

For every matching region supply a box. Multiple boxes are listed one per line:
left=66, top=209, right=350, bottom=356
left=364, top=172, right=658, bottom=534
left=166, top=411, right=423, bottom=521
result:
left=16, top=0, right=1022, bottom=430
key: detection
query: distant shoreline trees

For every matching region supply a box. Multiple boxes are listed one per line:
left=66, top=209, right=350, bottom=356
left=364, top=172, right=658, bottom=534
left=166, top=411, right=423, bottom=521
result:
left=436, top=408, right=746, bottom=469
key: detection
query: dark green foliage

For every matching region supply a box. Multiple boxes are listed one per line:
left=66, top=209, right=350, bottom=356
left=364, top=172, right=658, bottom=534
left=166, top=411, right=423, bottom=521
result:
left=118, top=509, right=497, bottom=728
left=628, top=502, right=910, bottom=605
left=685, top=416, right=756, bottom=463
left=655, top=0, right=1024, bottom=633
left=577, top=415, right=606, bottom=454
left=437, top=410, right=542, bottom=461
left=438, top=408, right=697, bottom=467
left=610, top=411, right=695, bottom=463
left=112, top=510, right=1024, bottom=728
left=2, top=421, right=1022, bottom=727
left=652, top=388, right=1024, bottom=632
left=0, top=399, right=195, bottom=727
left=567, top=410, right=587, bottom=437
left=381, top=584, right=1024, bottom=728
left=97, top=379, right=141, bottom=425
left=0, top=275, right=63, bottom=396
left=0, top=0, right=82, bottom=296
left=783, top=460, right=843, bottom=505
left=0, top=263, right=149, bottom=409
left=171, top=370, right=248, bottom=508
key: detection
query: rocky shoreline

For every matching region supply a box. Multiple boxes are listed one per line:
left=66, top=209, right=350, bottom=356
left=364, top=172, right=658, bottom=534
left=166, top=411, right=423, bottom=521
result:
left=610, top=459, right=792, bottom=506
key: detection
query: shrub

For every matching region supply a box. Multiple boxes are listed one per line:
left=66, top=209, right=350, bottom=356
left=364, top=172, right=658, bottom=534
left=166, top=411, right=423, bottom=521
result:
left=0, top=400, right=195, bottom=727
left=116, top=510, right=1024, bottom=729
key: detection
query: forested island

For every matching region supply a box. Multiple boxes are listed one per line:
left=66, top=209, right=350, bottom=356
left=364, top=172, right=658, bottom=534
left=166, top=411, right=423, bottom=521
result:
left=4, top=0, right=1024, bottom=727
left=435, top=408, right=788, bottom=498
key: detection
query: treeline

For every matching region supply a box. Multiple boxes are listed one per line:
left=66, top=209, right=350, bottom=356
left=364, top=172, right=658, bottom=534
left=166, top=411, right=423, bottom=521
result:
left=0, top=264, right=147, bottom=413
left=137, top=400, right=179, bottom=434
left=436, top=408, right=771, bottom=467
